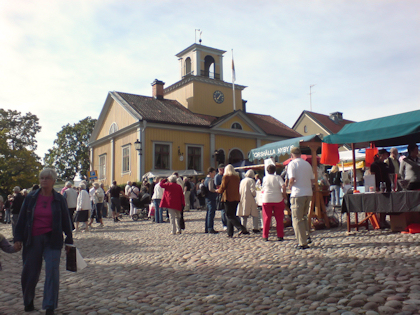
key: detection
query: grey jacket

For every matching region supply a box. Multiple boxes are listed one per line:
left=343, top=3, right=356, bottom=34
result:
left=400, top=156, right=420, bottom=184
left=14, top=189, right=73, bottom=249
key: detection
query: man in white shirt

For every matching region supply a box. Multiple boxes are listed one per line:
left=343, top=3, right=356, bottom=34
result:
left=63, top=182, right=77, bottom=230
left=287, top=147, right=315, bottom=250
left=125, top=181, right=132, bottom=196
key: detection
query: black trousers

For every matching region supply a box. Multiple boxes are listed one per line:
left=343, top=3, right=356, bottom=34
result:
left=224, top=201, right=245, bottom=237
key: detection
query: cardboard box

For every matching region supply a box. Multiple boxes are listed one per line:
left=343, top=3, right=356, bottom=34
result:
left=390, top=212, right=420, bottom=232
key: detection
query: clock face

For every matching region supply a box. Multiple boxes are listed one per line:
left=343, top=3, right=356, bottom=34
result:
left=213, top=90, right=224, bottom=104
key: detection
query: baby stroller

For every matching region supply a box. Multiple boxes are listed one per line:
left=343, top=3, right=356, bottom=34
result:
left=131, top=193, right=152, bottom=221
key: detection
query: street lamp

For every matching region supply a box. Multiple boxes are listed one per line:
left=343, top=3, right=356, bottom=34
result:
left=134, top=139, right=142, bottom=155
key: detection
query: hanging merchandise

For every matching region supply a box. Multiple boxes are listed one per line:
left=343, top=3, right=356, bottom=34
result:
left=320, top=143, right=339, bottom=165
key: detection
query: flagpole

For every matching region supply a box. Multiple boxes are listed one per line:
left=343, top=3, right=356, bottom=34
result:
left=232, top=49, right=236, bottom=111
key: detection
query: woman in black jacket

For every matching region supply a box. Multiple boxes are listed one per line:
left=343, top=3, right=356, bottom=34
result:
left=329, top=165, right=342, bottom=206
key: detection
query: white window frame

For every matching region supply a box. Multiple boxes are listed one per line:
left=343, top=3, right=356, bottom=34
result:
left=99, top=154, right=106, bottom=180
left=109, top=122, right=119, bottom=134
left=231, top=122, right=243, bottom=130
left=186, top=144, right=203, bottom=171
left=121, top=144, right=131, bottom=175
left=153, top=142, right=172, bottom=170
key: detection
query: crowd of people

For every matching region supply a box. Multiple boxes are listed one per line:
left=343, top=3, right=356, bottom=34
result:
left=3, top=143, right=420, bottom=313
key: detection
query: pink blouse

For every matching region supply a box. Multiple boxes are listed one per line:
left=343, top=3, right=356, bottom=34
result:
left=32, top=194, right=53, bottom=236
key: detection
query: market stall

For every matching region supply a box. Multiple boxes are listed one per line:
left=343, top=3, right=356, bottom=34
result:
left=323, top=109, right=420, bottom=232
left=249, top=134, right=330, bottom=228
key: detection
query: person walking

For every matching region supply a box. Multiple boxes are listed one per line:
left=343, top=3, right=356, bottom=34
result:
left=14, top=168, right=73, bottom=314
left=237, top=170, right=260, bottom=233
left=204, top=167, right=219, bottom=234
left=107, top=181, right=123, bottom=222
left=287, top=147, right=315, bottom=250
left=88, top=183, right=105, bottom=228
left=217, top=164, right=249, bottom=238
left=214, top=164, right=227, bottom=230
left=261, top=165, right=287, bottom=241
left=160, top=175, right=185, bottom=235
left=328, top=165, right=342, bottom=206
left=152, top=178, right=165, bottom=223
left=63, top=182, right=77, bottom=230
left=74, top=183, right=91, bottom=232
left=183, top=177, right=191, bottom=212
left=11, top=186, right=25, bottom=240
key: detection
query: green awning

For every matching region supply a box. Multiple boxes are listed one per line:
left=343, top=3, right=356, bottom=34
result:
left=323, top=110, right=420, bottom=147
left=248, top=135, right=321, bottom=162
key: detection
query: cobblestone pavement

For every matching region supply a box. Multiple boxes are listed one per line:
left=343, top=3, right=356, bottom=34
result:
left=1, top=210, right=420, bottom=315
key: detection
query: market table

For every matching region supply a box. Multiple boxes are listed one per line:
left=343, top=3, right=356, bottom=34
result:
left=342, top=191, right=420, bottom=231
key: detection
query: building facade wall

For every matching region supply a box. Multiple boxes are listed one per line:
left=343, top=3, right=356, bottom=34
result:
left=294, top=115, right=327, bottom=137
left=96, top=100, right=137, bottom=141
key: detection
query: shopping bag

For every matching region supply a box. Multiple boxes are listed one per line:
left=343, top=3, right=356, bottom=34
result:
left=66, top=246, right=87, bottom=272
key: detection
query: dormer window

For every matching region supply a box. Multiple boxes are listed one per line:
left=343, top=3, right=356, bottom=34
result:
left=109, top=122, right=118, bottom=134
left=231, top=122, right=242, bottom=130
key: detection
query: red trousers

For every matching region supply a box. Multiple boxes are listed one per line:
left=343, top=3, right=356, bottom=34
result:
left=262, top=201, right=285, bottom=239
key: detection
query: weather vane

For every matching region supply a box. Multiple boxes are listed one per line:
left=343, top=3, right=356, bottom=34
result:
left=195, top=29, right=202, bottom=44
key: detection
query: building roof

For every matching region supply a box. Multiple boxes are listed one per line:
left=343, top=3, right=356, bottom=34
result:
left=116, top=92, right=210, bottom=127
left=115, top=92, right=299, bottom=137
left=293, top=110, right=354, bottom=134
left=246, top=113, right=301, bottom=137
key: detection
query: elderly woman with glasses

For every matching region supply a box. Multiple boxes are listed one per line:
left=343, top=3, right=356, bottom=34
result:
left=14, top=168, right=73, bottom=315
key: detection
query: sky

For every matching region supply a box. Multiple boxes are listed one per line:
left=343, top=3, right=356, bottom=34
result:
left=1, top=0, right=419, bottom=159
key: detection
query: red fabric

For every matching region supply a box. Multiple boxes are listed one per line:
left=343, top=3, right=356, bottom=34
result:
left=365, top=147, right=378, bottom=167
left=408, top=223, right=420, bottom=234
left=320, top=143, right=339, bottom=165
left=159, top=181, right=185, bottom=211
left=283, top=154, right=320, bottom=166
left=262, top=201, right=285, bottom=238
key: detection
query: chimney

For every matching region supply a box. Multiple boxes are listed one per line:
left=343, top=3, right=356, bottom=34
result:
left=329, top=111, right=343, bottom=123
left=151, top=79, right=165, bottom=100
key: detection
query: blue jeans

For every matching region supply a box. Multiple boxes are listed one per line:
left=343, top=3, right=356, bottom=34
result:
left=4, top=209, right=10, bottom=223
left=22, top=233, right=62, bottom=310
left=153, top=199, right=162, bottom=223
left=221, top=209, right=227, bottom=227
left=205, top=198, right=217, bottom=231
left=330, top=185, right=341, bottom=206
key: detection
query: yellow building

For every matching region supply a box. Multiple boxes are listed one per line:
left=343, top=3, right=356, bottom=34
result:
left=89, top=43, right=301, bottom=186
left=292, top=111, right=355, bottom=151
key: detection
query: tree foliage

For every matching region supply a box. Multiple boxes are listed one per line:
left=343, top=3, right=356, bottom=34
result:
left=44, top=117, right=97, bottom=180
left=0, top=110, right=42, bottom=195
left=0, top=109, right=41, bottom=151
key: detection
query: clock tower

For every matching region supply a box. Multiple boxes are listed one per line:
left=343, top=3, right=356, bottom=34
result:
left=164, top=43, right=247, bottom=117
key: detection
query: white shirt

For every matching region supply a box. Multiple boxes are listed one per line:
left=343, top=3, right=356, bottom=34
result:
left=77, top=190, right=92, bottom=211
left=261, top=174, right=285, bottom=203
left=152, top=183, right=164, bottom=200
left=287, top=158, right=314, bottom=197
left=125, top=184, right=131, bottom=196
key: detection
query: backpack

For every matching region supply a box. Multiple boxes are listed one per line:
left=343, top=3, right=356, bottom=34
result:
left=95, top=189, right=105, bottom=203
left=201, top=179, right=210, bottom=197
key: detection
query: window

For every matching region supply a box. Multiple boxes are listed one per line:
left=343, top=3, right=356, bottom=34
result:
left=154, top=143, right=170, bottom=170
left=109, top=122, right=118, bottom=134
left=187, top=146, right=202, bottom=171
left=304, top=125, right=308, bottom=133
left=185, top=57, right=192, bottom=75
left=99, top=154, right=106, bottom=180
left=231, top=122, right=242, bottom=130
left=122, top=145, right=130, bottom=173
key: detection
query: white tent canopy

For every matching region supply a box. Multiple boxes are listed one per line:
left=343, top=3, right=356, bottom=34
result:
left=339, top=150, right=365, bottom=162
left=142, top=169, right=203, bottom=179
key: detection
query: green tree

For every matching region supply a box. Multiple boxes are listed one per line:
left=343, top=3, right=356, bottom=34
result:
left=0, top=110, right=42, bottom=195
left=44, top=117, right=97, bottom=180
left=0, top=109, right=41, bottom=150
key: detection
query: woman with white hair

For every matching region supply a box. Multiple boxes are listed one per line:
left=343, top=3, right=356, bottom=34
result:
left=237, top=170, right=260, bottom=233
left=217, top=164, right=249, bottom=238
left=14, top=168, right=73, bottom=314
left=160, top=175, right=185, bottom=235
left=74, top=183, right=91, bottom=232
left=261, top=164, right=287, bottom=241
